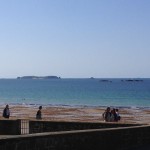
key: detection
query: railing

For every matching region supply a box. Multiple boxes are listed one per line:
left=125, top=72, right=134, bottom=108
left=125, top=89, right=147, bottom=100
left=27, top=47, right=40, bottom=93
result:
left=20, top=119, right=29, bottom=135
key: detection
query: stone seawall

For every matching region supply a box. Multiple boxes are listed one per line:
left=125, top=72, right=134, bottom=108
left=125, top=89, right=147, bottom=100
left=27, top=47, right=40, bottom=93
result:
left=0, top=124, right=150, bottom=150
left=0, top=120, right=21, bottom=135
left=29, top=120, right=140, bottom=133
left=0, top=119, right=139, bottom=135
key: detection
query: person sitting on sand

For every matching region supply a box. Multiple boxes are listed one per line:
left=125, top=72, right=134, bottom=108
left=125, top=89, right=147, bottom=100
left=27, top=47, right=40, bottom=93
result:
left=36, top=106, right=42, bottom=119
left=3, top=104, right=10, bottom=118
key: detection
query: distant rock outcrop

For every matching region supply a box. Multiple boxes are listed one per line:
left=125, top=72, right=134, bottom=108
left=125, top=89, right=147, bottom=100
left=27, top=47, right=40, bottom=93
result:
left=17, top=76, right=61, bottom=79
left=121, top=79, right=143, bottom=82
left=99, top=79, right=112, bottom=82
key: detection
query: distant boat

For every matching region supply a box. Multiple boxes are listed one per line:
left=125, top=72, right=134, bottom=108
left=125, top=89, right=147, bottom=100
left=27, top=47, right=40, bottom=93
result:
left=99, top=80, right=112, bottom=82
left=121, top=79, right=143, bottom=82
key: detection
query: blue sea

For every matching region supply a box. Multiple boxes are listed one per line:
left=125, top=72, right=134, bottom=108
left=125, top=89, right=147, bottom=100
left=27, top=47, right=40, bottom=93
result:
left=0, top=78, right=150, bottom=108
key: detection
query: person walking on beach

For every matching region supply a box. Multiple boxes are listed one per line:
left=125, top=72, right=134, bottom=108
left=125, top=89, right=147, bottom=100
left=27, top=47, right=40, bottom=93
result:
left=36, top=106, right=42, bottom=119
left=3, top=104, right=10, bottom=118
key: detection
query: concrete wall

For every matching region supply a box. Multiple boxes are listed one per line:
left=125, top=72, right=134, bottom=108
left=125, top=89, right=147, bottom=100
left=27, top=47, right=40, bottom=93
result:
left=29, top=120, right=139, bottom=133
left=0, top=119, right=21, bottom=135
left=0, top=119, right=140, bottom=135
left=1, top=125, right=150, bottom=150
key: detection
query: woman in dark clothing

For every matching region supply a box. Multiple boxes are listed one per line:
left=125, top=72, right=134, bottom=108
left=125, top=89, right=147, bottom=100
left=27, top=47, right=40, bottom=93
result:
left=3, top=104, right=10, bottom=118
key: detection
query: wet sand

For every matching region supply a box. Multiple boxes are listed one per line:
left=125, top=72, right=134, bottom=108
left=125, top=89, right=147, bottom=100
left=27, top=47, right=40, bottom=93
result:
left=0, top=105, right=150, bottom=124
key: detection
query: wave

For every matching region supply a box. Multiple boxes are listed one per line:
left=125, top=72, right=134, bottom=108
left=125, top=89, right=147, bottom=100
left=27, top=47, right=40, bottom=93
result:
left=1, top=102, right=150, bottom=110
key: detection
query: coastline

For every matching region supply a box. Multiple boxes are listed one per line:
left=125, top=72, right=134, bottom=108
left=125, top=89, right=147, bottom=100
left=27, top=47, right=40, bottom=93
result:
left=0, top=104, right=150, bottom=124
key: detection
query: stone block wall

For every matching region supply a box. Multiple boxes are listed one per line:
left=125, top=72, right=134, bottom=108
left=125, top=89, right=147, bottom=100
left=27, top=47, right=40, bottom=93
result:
left=0, top=125, right=150, bottom=150
left=29, top=120, right=139, bottom=133
left=0, top=119, right=21, bottom=135
left=0, top=119, right=140, bottom=135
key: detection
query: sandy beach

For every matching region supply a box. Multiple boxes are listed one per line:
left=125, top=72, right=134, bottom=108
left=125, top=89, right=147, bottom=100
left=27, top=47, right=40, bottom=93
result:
left=0, top=105, right=150, bottom=125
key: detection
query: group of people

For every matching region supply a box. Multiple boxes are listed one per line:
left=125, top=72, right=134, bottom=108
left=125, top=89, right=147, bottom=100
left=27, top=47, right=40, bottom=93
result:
left=102, top=107, right=121, bottom=122
left=2, top=105, right=121, bottom=122
left=2, top=104, right=43, bottom=119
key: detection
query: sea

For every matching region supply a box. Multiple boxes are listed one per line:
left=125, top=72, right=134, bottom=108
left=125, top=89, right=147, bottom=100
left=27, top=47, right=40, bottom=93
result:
left=0, top=78, right=150, bottom=109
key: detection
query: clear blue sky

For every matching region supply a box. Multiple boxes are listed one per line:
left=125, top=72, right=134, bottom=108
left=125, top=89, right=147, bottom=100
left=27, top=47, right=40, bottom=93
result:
left=0, top=0, right=150, bottom=78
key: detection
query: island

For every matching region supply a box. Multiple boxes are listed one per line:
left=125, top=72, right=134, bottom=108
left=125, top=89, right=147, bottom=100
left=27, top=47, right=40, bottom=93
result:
left=17, top=76, right=61, bottom=79
left=99, top=79, right=112, bottom=82
left=121, top=79, right=143, bottom=82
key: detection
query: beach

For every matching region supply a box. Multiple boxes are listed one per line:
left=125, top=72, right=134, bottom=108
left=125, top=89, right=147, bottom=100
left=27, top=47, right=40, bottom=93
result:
left=0, top=105, right=150, bottom=124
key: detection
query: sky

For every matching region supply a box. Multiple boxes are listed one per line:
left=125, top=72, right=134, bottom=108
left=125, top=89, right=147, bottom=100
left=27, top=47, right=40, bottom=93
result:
left=0, top=0, right=150, bottom=78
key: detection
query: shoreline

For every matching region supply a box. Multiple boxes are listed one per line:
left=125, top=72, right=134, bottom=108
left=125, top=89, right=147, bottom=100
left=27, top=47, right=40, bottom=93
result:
left=0, top=104, right=150, bottom=124
left=1, top=102, right=150, bottom=109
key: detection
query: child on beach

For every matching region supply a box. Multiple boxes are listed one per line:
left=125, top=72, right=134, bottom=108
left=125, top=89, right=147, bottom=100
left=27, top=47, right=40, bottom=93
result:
left=115, top=108, right=121, bottom=121
left=36, top=106, right=42, bottom=119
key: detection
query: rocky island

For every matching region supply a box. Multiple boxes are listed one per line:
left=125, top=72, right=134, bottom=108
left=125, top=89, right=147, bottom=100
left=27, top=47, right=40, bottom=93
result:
left=17, top=76, right=61, bottom=79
